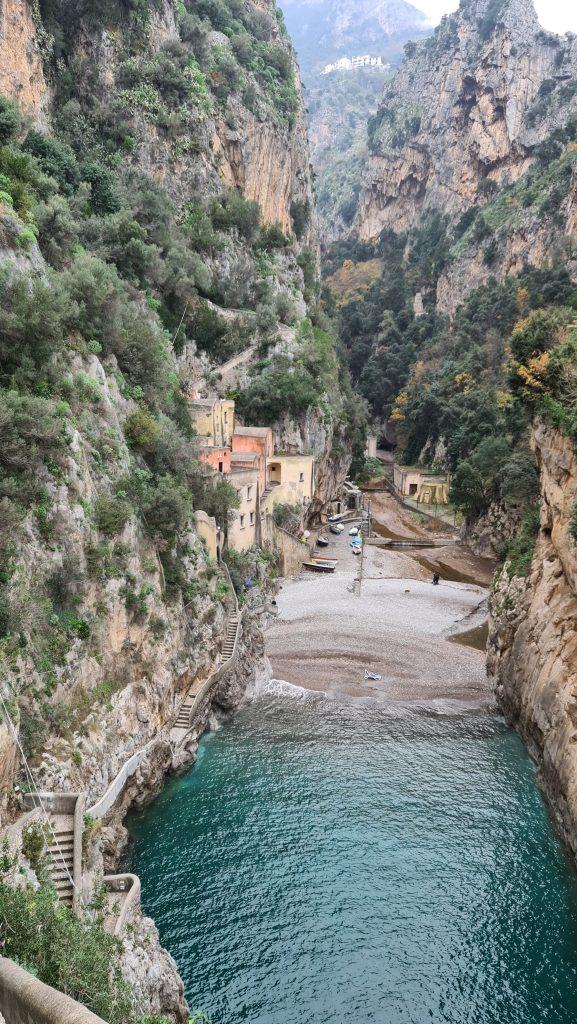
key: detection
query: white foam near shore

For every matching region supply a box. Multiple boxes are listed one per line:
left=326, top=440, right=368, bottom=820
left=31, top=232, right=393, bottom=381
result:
left=256, top=676, right=310, bottom=699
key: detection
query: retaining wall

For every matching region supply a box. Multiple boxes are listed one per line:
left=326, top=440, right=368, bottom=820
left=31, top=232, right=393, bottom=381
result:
left=261, top=515, right=315, bottom=575
left=0, top=958, right=107, bottom=1024
left=86, top=741, right=157, bottom=821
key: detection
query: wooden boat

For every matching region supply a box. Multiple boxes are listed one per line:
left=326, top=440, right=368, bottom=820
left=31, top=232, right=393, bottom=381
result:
left=303, top=560, right=336, bottom=574
left=311, top=557, right=338, bottom=565
left=317, top=536, right=330, bottom=547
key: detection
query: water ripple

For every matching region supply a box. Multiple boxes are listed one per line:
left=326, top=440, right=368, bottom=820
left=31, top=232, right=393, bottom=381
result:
left=127, top=695, right=577, bottom=1024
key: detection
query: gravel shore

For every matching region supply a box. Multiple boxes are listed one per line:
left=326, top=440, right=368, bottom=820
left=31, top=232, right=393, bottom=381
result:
left=265, top=519, right=491, bottom=702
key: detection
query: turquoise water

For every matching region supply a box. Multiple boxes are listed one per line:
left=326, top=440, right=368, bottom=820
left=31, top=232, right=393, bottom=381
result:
left=127, top=692, right=577, bottom=1023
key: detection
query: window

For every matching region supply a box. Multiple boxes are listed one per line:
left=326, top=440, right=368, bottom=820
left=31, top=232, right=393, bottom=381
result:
left=218, top=461, right=223, bottom=473
left=247, top=486, right=252, bottom=499
left=240, top=515, right=245, bottom=528
left=299, top=472, right=304, bottom=482
left=250, top=512, right=255, bottom=525
left=224, top=411, right=228, bottom=423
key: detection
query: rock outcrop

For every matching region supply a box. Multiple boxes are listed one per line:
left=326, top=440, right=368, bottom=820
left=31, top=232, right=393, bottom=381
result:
left=488, top=421, right=577, bottom=855
left=0, top=0, right=47, bottom=118
left=357, top=0, right=577, bottom=241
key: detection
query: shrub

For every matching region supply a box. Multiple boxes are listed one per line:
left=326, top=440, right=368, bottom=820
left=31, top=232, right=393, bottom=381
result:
left=93, top=495, right=131, bottom=537
left=21, top=822, right=49, bottom=875
left=570, top=500, right=577, bottom=544
left=189, top=301, right=228, bottom=355
left=290, top=199, right=310, bottom=240
left=0, top=880, right=134, bottom=1024
left=506, top=503, right=540, bottom=578
left=358, top=456, right=383, bottom=482
left=273, top=502, right=301, bottom=529
left=124, top=408, right=161, bottom=451
left=80, top=161, right=121, bottom=215
left=0, top=97, right=21, bottom=144
left=210, top=189, right=260, bottom=242
left=24, top=130, right=79, bottom=193
left=0, top=265, right=71, bottom=376
left=123, top=470, right=191, bottom=545
left=0, top=390, right=66, bottom=477
left=235, top=358, right=322, bottom=425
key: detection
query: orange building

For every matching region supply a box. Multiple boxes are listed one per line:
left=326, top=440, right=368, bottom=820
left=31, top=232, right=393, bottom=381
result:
left=232, top=426, right=274, bottom=494
left=198, top=446, right=231, bottom=474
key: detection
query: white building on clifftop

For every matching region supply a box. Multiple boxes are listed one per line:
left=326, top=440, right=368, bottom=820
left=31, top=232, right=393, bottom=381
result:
left=321, top=55, right=387, bottom=75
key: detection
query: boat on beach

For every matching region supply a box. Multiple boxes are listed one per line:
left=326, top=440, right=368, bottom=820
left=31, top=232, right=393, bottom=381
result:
left=330, top=523, right=345, bottom=535
left=317, top=536, right=329, bottom=547
left=303, top=560, right=336, bottom=574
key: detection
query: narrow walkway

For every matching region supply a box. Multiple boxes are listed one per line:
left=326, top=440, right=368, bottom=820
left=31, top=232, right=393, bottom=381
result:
left=169, top=614, right=239, bottom=744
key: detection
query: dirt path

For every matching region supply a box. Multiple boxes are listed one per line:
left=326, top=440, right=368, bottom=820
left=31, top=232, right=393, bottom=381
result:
left=265, top=499, right=494, bottom=703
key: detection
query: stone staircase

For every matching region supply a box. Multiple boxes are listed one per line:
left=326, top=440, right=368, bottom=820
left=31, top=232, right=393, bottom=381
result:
left=222, top=614, right=238, bottom=660
left=170, top=613, right=239, bottom=745
left=46, top=814, right=76, bottom=907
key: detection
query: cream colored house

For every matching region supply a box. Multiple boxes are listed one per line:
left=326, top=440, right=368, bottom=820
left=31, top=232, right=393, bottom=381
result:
left=261, top=454, right=315, bottom=515
left=227, top=467, right=260, bottom=552
left=189, top=396, right=235, bottom=448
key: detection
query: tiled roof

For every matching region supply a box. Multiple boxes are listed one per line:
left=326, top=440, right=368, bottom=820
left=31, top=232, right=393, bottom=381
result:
left=231, top=451, right=259, bottom=463
left=233, top=425, right=272, bottom=437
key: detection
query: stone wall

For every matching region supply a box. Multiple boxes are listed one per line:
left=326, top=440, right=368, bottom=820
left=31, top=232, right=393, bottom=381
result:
left=261, top=515, right=315, bottom=575
left=0, top=957, right=106, bottom=1024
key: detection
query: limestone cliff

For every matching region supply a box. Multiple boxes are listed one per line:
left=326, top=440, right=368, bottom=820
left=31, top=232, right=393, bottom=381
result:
left=357, top=0, right=577, bottom=241
left=0, top=1, right=337, bottom=1016
left=0, top=0, right=47, bottom=118
left=488, top=421, right=577, bottom=855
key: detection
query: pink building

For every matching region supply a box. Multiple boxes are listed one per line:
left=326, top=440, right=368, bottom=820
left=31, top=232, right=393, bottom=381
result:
left=199, top=446, right=231, bottom=474
left=232, top=426, right=274, bottom=494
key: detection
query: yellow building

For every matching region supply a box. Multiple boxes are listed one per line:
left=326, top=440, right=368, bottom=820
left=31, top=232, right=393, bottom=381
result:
left=189, top=396, right=235, bottom=448
left=227, top=467, right=260, bottom=553
left=261, top=454, right=315, bottom=515
left=393, top=464, right=449, bottom=505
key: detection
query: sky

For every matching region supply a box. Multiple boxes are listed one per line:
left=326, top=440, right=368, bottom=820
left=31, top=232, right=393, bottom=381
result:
left=413, top=0, right=577, bottom=34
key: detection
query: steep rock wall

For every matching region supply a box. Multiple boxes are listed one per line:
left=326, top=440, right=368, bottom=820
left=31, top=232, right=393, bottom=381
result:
left=357, top=0, right=577, bottom=241
left=56, top=0, right=316, bottom=247
left=488, top=421, right=577, bottom=856
left=0, top=0, right=47, bottom=117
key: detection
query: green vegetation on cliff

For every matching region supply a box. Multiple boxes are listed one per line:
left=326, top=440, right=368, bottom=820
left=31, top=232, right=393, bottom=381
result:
left=0, top=0, right=358, bottom=774
left=333, top=223, right=577, bottom=528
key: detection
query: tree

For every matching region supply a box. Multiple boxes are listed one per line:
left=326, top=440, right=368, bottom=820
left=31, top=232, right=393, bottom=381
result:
left=450, top=461, right=484, bottom=517
left=202, top=477, right=240, bottom=532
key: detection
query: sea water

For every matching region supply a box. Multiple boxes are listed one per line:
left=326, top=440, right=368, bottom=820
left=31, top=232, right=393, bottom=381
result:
left=127, top=691, right=577, bottom=1024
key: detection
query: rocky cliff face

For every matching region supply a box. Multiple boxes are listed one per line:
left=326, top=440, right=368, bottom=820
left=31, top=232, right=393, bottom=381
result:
left=357, top=0, right=577, bottom=241
left=488, top=421, right=577, bottom=855
left=0, top=0, right=344, bottom=1016
left=0, top=0, right=327, bottom=809
left=0, top=0, right=47, bottom=118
